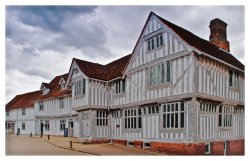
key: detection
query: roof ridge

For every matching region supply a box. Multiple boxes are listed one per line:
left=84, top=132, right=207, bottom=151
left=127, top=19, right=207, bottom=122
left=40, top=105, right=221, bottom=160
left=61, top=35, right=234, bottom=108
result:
left=105, top=53, right=132, bottom=66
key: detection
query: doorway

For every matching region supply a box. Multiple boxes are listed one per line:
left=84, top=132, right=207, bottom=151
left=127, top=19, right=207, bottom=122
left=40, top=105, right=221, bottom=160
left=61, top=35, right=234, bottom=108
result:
left=40, top=123, right=44, bottom=136
left=68, top=122, right=74, bottom=137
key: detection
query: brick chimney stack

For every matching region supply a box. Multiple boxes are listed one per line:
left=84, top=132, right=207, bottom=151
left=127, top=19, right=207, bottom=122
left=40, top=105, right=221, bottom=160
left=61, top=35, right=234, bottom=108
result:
left=209, top=18, right=230, bottom=52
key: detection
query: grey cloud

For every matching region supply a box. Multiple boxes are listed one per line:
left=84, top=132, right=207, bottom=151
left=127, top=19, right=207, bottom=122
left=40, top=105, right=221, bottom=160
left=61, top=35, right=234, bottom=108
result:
left=6, top=6, right=97, bottom=32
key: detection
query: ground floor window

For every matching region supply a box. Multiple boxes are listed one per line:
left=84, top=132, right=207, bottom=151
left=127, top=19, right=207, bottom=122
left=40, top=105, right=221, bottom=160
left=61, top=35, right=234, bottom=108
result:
left=60, top=120, right=66, bottom=131
left=21, top=122, right=25, bottom=130
left=96, top=111, right=108, bottom=126
left=219, top=105, right=233, bottom=127
left=45, top=120, right=50, bottom=131
left=162, top=102, right=184, bottom=129
left=124, top=108, right=142, bottom=129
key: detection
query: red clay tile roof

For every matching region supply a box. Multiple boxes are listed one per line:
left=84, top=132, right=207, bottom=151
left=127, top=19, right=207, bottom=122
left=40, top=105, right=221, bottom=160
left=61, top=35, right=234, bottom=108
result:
left=73, top=54, right=132, bottom=81
left=61, top=73, right=69, bottom=81
left=105, top=54, right=132, bottom=80
left=6, top=90, right=42, bottom=110
left=38, top=73, right=71, bottom=100
left=6, top=73, right=71, bottom=110
left=153, top=12, right=244, bottom=71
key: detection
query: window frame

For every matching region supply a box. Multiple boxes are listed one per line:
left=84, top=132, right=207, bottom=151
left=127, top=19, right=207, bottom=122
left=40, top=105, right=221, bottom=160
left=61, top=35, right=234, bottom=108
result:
left=115, top=79, right=126, bottom=95
left=74, top=78, right=86, bottom=96
left=148, top=61, right=171, bottom=88
left=229, top=70, right=239, bottom=88
left=21, top=122, right=25, bottom=130
left=218, top=105, right=233, bottom=128
left=161, top=102, right=185, bottom=130
left=124, top=108, right=142, bottom=130
left=39, top=102, right=44, bottom=111
left=45, top=120, right=50, bottom=131
left=147, top=34, right=164, bottom=52
left=96, top=111, right=108, bottom=126
left=59, top=120, right=66, bottom=131
left=59, top=97, right=64, bottom=109
left=21, top=108, right=26, bottom=115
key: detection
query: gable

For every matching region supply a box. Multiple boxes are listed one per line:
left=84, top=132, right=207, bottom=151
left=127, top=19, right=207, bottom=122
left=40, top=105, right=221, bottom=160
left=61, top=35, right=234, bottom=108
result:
left=127, top=12, right=191, bottom=71
left=66, top=60, right=87, bottom=88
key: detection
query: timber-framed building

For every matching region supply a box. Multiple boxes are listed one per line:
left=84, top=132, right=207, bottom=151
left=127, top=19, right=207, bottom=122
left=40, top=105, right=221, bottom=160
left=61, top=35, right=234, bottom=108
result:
left=6, top=12, right=244, bottom=155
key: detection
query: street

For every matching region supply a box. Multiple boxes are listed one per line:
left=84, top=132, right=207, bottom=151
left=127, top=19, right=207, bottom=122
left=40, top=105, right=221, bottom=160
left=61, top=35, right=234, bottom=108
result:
left=5, top=134, right=160, bottom=155
left=5, top=134, right=91, bottom=155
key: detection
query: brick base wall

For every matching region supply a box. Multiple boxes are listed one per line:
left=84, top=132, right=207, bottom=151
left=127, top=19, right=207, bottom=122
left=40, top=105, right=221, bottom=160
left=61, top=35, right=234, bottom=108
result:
left=150, top=142, right=205, bottom=155
left=211, top=141, right=224, bottom=155
left=109, top=139, right=245, bottom=155
left=112, top=139, right=127, bottom=146
left=227, top=139, right=244, bottom=155
left=90, top=139, right=111, bottom=144
left=78, top=139, right=111, bottom=144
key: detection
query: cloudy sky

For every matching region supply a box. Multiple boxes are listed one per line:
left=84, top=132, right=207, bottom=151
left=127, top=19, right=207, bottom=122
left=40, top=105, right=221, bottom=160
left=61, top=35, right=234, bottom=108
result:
left=5, top=6, right=245, bottom=103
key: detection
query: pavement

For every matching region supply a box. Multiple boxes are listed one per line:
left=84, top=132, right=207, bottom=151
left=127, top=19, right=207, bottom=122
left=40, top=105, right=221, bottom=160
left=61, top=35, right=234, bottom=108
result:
left=39, top=135, right=161, bottom=155
left=6, top=134, right=89, bottom=155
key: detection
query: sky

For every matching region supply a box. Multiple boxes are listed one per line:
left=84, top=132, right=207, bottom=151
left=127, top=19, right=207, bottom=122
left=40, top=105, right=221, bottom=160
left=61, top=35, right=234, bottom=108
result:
left=5, top=5, right=245, bottom=103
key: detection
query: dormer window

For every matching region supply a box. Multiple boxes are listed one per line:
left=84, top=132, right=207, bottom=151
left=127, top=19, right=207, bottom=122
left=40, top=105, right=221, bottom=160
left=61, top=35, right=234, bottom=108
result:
left=61, top=82, right=65, bottom=89
left=59, top=79, right=65, bottom=90
left=41, top=83, right=50, bottom=95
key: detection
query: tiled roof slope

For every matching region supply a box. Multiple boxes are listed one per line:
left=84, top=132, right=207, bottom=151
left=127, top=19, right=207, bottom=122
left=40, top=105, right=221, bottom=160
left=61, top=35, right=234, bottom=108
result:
left=6, top=90, right=42, bottom=110
left=6, top=73, right=71, bottom=110
left=74, top=54, right=132, bottom=81
left=105, top=54, right=132, bottom=80
left=153, top=12, right=244, bottom=71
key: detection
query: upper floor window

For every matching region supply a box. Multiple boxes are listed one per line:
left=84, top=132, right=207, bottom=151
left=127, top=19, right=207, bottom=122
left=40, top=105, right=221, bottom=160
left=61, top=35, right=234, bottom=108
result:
left=200, top=102, right=217, bottom=113
left=142, top=105, right=159, bottom=115
left=74, top=79, right=86, bottom=96
left=229, top=71, right=239, bottom=87
left=72, top=68, right=79, bottom=77
left=96, top=111, right=108, bottom=126
left=162, top=102, right=184, bottom=129
left=39, top=102, right=44, bottom=111
left=6, top=111, right=9, bottom=117
left=124, top=108, right=142, bottom=129
left=147, top=61, right=171, bottom=87
left=21, top=109, right=26, bottom=115
left=219, top=105, right=233, bottom=128
left=115, top=79, right=126, bottom=94
left=59, top=98, right=64, bottom=108
left=147, top=34, right=164, bottom=51
left=112, top=110, right=123, bottom=118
